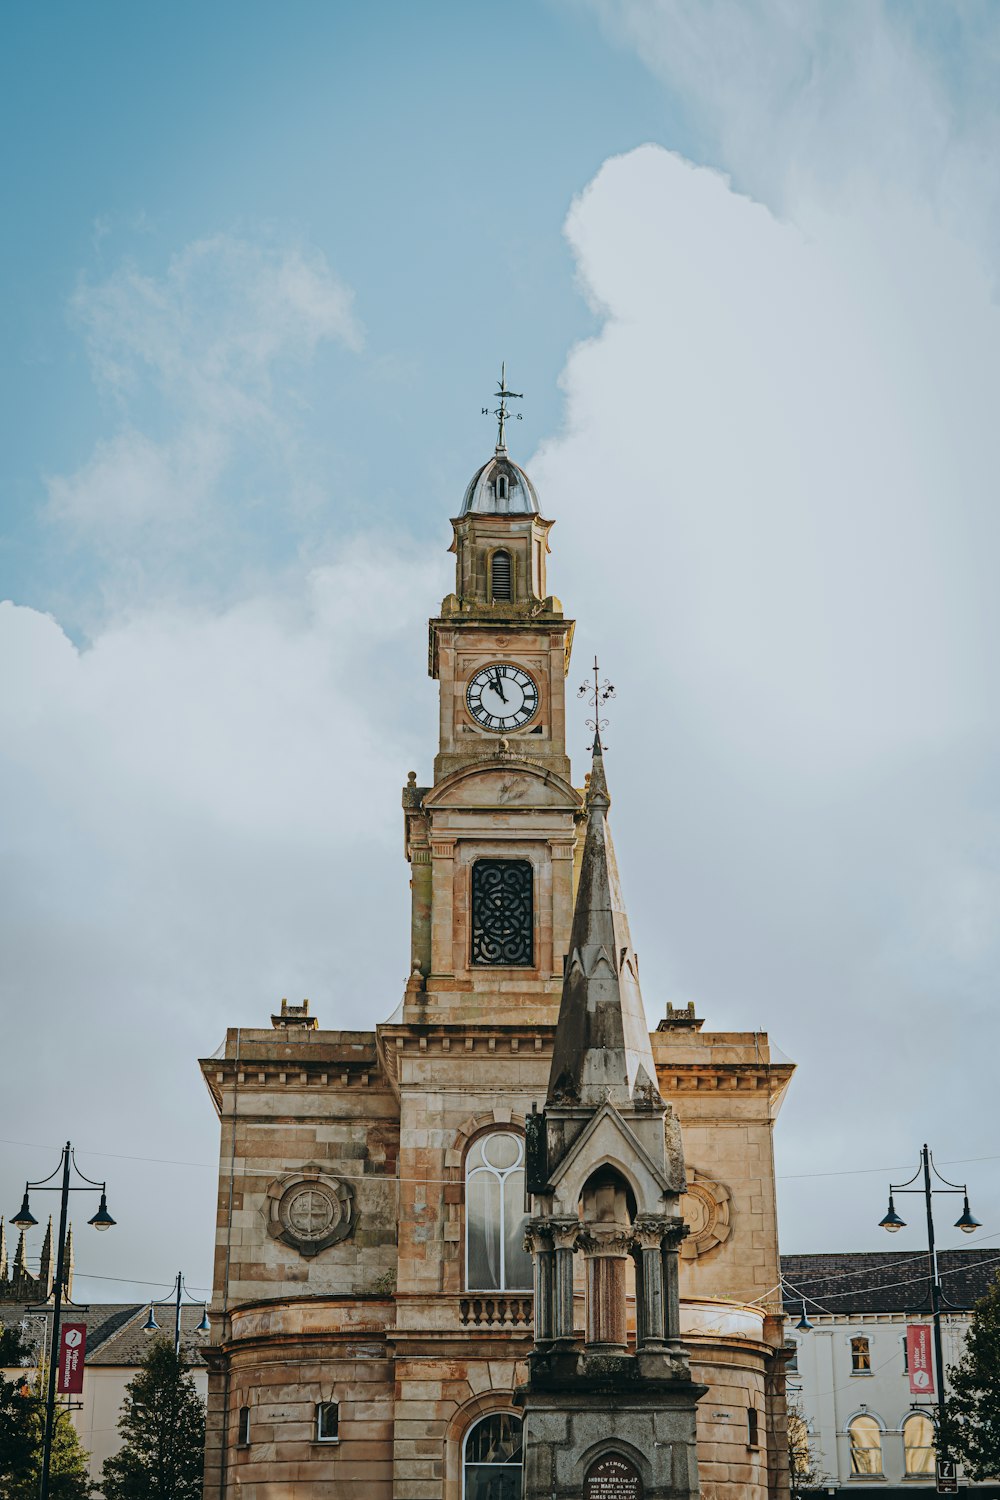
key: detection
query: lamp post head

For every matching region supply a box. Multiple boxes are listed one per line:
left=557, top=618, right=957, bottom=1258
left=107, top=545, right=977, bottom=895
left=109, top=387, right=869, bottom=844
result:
left=955, top=1195, right=981, bottom=1235
left=196, top=1308, right=211, bottom=1333
left=879, top=1195, right=906, bottom=1233
left=795, top=1302, right=814, bottom=1332
left=11, top=1194, right=37, bottom=1230
left=142, top=1307, right=160, bottom=1333
left=88, top=1192, right=116, bottom=1232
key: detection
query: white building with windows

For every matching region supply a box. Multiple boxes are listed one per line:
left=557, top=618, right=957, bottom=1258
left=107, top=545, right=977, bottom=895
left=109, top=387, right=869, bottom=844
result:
left=781, top=1251, right=1000, bottom=1497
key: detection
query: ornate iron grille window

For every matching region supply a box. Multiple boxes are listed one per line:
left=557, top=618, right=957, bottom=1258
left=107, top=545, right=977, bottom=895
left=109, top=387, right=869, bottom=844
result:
left=471, top=860, right=533, bottom=966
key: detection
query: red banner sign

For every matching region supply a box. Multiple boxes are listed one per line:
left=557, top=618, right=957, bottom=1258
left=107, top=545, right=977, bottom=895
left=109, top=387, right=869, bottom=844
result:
left=907, top=1323, right=934, bottom=1396
left=57, top=1323, right=87, bottom=1395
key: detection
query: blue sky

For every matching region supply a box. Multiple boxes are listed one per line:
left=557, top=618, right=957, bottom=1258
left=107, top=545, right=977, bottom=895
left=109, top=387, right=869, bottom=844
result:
left=2, top=1, right=680, bottom=618
left=4, top=2, right=1000, bottom=1305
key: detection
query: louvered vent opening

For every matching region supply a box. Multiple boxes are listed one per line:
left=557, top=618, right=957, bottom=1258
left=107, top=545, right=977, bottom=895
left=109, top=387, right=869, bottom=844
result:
left=491, top=551, right=512, bottom=601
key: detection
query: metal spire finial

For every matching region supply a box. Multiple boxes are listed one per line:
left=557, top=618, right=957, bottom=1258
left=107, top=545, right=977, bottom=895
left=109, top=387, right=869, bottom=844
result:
left=481, top=362, right=523, bottom=453
left=578, top=655, right=616, bottom=751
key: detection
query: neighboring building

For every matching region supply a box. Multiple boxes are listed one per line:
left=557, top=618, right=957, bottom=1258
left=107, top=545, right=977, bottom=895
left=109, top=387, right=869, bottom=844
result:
left=199, top=413, right=797, bottom=1500
left=0, top=1215, right=73, bottom=1305
left=782, top=1250, right=1000, bottom=1497
left=0, top=1299, right=208, bottom=1483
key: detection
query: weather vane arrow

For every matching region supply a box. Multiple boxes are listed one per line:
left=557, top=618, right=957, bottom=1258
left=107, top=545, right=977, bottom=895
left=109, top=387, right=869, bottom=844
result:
left=482, top=362, right=523, bottom=452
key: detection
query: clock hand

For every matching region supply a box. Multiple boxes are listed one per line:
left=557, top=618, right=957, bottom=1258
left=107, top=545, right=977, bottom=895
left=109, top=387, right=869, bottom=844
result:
left=491, top=669, right=508, bottom=704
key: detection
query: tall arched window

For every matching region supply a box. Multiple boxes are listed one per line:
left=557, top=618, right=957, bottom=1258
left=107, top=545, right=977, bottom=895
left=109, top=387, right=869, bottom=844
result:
left=490, top=549, right=512, bottom=600
left=466, top=1133, right=531, bottom=1291
left=903, top=1412, right=935, bottom=1475
left=848, top=1414, right=883, bottom=1475
left=463, top=1412, right=522, bottom=1500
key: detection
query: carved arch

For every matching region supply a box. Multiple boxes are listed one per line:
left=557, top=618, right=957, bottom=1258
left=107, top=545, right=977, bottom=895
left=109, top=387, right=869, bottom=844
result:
left=443, top=1388, right=524, bottom=1500
left=576, top=1434, right=653, bottom=1488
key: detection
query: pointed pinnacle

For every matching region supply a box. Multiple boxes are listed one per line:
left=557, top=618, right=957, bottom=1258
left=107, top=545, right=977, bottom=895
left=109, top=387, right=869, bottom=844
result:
left=587, top=736, right=610, bottom=811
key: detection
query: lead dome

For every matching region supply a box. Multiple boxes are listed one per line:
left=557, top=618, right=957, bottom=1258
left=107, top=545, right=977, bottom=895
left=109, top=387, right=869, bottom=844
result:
left=460, top=453, right=539, bottom=516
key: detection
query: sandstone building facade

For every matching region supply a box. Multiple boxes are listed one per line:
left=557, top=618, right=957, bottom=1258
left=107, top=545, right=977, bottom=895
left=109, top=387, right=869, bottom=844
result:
left=199, top=419, right=795, bottom=1499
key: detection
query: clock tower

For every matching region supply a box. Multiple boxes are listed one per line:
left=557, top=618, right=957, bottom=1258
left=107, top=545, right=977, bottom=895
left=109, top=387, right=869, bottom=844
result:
left=402, top=380, right=581, bottom=1027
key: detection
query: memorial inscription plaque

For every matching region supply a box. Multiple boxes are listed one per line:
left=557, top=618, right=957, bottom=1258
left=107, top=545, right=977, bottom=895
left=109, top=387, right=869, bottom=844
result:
left=583, top=1454, right=643, bottom=1500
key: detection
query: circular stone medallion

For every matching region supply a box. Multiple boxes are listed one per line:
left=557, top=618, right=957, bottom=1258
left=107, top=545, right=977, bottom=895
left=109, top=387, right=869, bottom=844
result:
left=679, top=1167, right=733, bottom=1259
left=265, top=1165, right=355, bottom=1258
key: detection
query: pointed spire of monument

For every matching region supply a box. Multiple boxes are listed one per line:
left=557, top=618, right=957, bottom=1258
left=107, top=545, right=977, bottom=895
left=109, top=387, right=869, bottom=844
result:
left=547, top=738, right=658, bottom=1108
left=39, top=1215, right=53, bottom=1293
left=62, top=1223, right=74, bottom=1297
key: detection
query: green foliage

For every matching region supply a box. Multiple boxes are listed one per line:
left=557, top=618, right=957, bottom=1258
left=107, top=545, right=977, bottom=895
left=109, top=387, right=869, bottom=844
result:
left=941, top=1278, right=1000, bottom=1481
left=0, top=1321, right=93, bottom=1500
left=100, top=1339, right=205, bottom=1500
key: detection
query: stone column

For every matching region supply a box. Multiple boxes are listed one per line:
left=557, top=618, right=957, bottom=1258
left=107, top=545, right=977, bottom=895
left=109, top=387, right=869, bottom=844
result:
left=409, top=840, right=432, bottom=979
left=526, top=1225, right=554, bottom=1345
left=580, top=1229, right=633, bottom=1350
left=430, top=837, right=456, bottom=975
left=634, top=1217, right=669, bottom=1348
left=550, top=1220, right=579, bottom=1342
left=661, top=1217, right=687, bottom=1346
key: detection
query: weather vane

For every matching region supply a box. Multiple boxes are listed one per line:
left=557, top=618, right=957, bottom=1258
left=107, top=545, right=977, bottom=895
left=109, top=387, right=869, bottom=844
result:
left=482, top=362, right=523, bottom=451
left=578, top=655, right=616, bottom=750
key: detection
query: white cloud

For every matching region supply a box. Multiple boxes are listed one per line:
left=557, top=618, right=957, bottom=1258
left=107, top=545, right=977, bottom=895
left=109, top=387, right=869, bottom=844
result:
left=0, top=537, right=448, bottom=1290
left=532, top=112, right=1000, bottom=1247
left=47, top=235, right=362, bottom=543
left=583, top=0, right=1000, bottom=252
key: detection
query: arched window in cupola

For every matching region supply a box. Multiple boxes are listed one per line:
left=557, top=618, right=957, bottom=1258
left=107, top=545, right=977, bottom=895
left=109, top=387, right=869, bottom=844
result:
left=496, top=472, right=509, bottom=509
left=490, top=550, right=512, bottom=601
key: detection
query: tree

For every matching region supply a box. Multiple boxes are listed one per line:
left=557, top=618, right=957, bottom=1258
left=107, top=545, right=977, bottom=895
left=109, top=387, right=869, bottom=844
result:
left=941, top=1277, right=1000, bottom=1481
left=0, top=1321, right=37, bottom=1492
left=100, top=1339, right=205, bottom=1500
left=788, top=1402, right=829, bottom=1496
left=0, top=1320, right=93, bottom=1500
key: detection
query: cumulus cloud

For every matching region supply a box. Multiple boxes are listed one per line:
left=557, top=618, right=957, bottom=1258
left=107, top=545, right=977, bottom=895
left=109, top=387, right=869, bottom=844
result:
left=0, top=538, right=447, bottom=1287
left=583, top=0, right=1000, bottom=250
left=533, top=123, right=1000, bottom=1243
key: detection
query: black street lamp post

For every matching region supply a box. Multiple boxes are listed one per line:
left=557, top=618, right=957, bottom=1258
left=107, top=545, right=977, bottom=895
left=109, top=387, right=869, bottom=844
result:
left=11, top=1141, right=115, bottom=1500
left=878, top=1144, right=980, bottom=1480
left=142, top=1271, right=210, bottom=1357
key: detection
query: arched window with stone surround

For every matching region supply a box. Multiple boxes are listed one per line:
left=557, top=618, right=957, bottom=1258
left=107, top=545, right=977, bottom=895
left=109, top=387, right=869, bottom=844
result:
left=465, top=1132, right=532, bottom=1291
left=462, top=1412, right=522, bottom=1500
left=848, top=1413, right=883, bottom=1475
left=902, top=1411, right=935, bottom=1475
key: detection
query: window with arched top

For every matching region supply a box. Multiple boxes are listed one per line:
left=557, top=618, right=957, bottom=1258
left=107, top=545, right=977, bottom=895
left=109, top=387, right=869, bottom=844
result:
left=465, top=1133, right=531, bottom=1291
left=903, top=1411, right=935, bottom=1475
left=848, top=1414, right=883, bottom=1475
left=463, top=1412, right=523, bottom=1500
left=490, top=549, right=512, bottom=600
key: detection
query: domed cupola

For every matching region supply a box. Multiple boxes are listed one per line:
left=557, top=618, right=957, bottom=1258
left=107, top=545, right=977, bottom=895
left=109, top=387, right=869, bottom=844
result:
left=441, top=366, right=559, bottom=615
left=460, top=453, right=539, bottom=516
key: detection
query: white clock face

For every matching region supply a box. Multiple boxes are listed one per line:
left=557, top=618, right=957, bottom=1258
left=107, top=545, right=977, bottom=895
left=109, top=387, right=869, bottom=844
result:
left=466, top=663, right=539, bottom=731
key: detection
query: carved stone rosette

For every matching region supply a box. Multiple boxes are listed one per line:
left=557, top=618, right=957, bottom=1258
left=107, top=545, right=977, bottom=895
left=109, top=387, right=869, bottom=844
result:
left=679, top=1167, right=733, bottom=1259
left=265, top=1164, right=355, bottom=1258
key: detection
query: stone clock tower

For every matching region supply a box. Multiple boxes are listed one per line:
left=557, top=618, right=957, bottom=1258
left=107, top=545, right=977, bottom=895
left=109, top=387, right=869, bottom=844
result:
left=403, top=402, right=581, bottom=1028
left=199, top=386, right=795, bottom=1500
